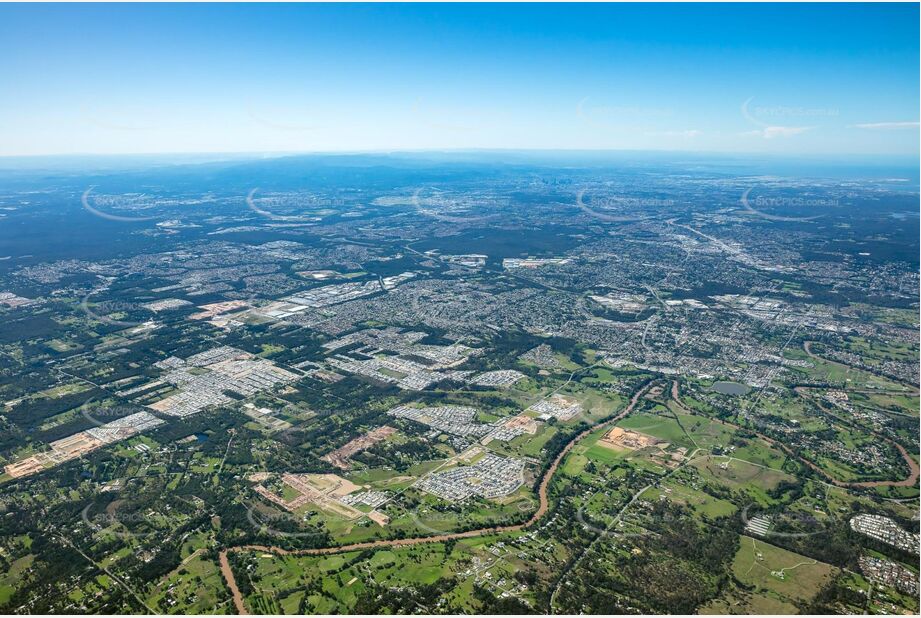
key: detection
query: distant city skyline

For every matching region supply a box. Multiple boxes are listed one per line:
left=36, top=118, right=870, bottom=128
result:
left=1, top=3, right=918, bottom=157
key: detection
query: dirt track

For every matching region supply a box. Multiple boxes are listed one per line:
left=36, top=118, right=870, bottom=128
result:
left=219, top=382, right=653, bottom=614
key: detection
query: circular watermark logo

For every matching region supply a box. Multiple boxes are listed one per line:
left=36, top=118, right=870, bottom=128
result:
left=408, top=497, right=536, bottom=535
left=409, top=98, right=485, bottom=133
left=246, top=188, right=342, bottom=223
left=740, top=502, right=827, bottom=539
left=575, top=494, right=682, bottom=540
left=275, top=426, right=307, bottom=447
left=411, top=187, right=499, bottom=224
left=80, top=289, right=157, bottom=328
left=575, top=189, right=663, bottom=223
left=576, top=97, right=673, bottom=131
left=739, top=188, right=827, bottom=222
left=705, top=454, right=775, bottom=485
left=78, top=397, right=144, bottom=429
left=80, top=103, right=161, bottom=132
left=408, top=509, right=459, bottom=535
left=740, top=97, right=837, bottom=139
left=246, top=101, right=323, bottom=133
left=81, top=187, right=159, bottom=223
left=402, top=282, right=489, bottom=336
left=245, top=502, right=327, bottom=540
left=80, top=502, right=158, bottom=540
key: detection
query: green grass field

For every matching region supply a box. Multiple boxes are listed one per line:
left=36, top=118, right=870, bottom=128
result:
left=584, top=443, right=629, bottom=465
left=647, top=480, right=737, bottom=519
left=0, top=554, right=34, bottom=606
left=617, top=412, right=693, bottom=447
left=732, top=535, right=836, bottom=605
left=693, top=456, right=794, bottom=505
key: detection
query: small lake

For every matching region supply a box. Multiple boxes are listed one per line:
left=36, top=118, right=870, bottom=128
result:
left=710, top=381, right=751, bottom=396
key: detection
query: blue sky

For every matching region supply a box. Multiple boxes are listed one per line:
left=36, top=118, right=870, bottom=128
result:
left=0, top=3, right=918, bottom=157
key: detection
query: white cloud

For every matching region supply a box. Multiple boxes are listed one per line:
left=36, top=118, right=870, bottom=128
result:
left=850, top=121, right=920, bottom=130
left=645, top=129, right=702, bottom=138
left=740, top=126, right=812, bottom=139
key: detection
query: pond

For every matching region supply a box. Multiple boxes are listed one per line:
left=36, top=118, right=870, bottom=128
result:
left=710, top=381, right=751, bottom=396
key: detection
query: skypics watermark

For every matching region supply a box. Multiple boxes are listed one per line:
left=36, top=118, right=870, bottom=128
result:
left=80, top=103, right=161, bottom=132
left=411, top=187, right=500, bottom=224
left=748, top=103, right=840, bottom=120
left=246, top=188, right=345, bottom=223
left=246, top=100, right=325, bottom=133
left=80, top=289, right=156, bottom=328
left=576, top=502, right=829, bottom=543
left=410, top=98, right=488, bottom=133
left=576, top=189, right=670, bottom=222
left=739, top=188, right=830, bottom=222
left=81, top=502, right=158, bottom=540
left=82, top=188, right=159, bottom=223
left=576, top=97, right=674, bottom=131
left=740, top=503, right=828, bottom=539
left=575, top=494, right=683, bottom=540
left=78, top=398, right=143, bottom=429
left=409, top=509, right=460, bottom=536
left=740, top=97, right=838, bottom=139
left=245, top=502, right=326, bottom=540
left=245, top=97, right=488, bottom=135
left=408, top=498, right=535, bottom=536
